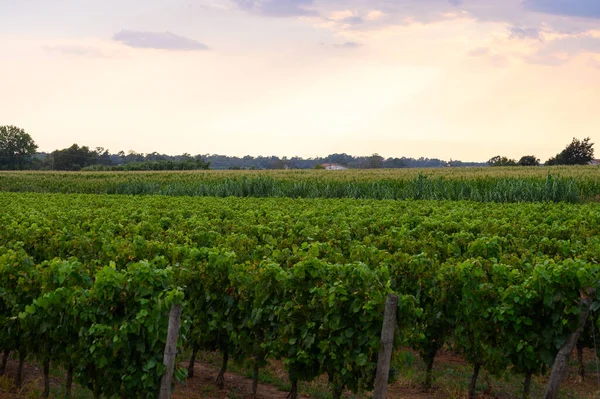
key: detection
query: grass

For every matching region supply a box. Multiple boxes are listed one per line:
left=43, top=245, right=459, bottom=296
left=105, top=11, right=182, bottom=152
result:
left=3, top=350, right=600, bottom=398
left=191, top=349, right=596, bottom=399
left=390, top=348, right=600, bottom=399
left=199, top=350, right=366, bottom=399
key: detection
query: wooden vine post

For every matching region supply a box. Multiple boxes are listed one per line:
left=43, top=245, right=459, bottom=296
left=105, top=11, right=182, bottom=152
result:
left=544, top=289, right=595, bottom=399
left=159, top=304, right=183, bottom=399
left=373, top=294, right=399, bottom=399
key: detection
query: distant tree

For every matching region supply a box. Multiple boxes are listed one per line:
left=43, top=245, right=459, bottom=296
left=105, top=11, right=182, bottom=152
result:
left=488, top=155, right=517, bottom=167
left=324, top=153, right=351, bottom=166
left=518, top=155, right=540, bottom=166
left=125, top=151, right=145, bottom=164
left=146, top=151, right=167, bottom=162
left=546, top=137, right=595, bottom=165
left=364, top=153, right=384, bottom=169
left=52, top=144, right=99, bottom=171
left=313, top=164, right=325, bottom=169
left=383, top=157, right=407, bottom=168
left=95, top=147, right=113, bottom=166
left=180, top=153, right=193, bottom=162
left=267, top=157, right=290, bottom=170
left=0, top=125, right=38, bottom=170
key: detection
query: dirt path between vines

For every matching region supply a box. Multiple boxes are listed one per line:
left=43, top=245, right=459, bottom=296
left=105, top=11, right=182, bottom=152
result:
left=0, top=357, right=435, bottom=398
left=1, top=349, right=600, bottom=398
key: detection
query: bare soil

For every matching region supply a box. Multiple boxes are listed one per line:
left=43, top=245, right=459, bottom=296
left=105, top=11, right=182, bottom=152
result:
left=173, top=362, right=287, bottom=399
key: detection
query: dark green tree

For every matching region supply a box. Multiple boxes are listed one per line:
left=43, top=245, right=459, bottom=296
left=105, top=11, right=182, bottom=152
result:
left=383, top=157, right=407, bottom=168
left=0, top=125, right=38, bottom=170
left=124, top=151, right=145, bottom=164
left=95, top=147, right=113, bottom=166
left=518, top=155, right=540, bottom=166
left=52, top=144, right=99, bottom=171
left=487, top=155, right=517, bottom=167
left=364, top=153, right=384, bottom=169
left=546, top=137, right=594, bottom=165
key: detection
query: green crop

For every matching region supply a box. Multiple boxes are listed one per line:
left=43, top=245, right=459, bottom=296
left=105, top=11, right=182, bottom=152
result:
left=1, top=166, right=600, bottom=202
left=1, top=193, right=600, bottom=398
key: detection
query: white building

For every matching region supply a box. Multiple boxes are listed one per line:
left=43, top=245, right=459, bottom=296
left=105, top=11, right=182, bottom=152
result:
left=321, top=163, right=348, bottom=170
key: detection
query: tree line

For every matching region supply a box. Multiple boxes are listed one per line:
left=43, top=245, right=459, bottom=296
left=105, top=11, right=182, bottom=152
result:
left=487, top=137, right=595, bottom=166
left=0, top=125, right=596, bottom=171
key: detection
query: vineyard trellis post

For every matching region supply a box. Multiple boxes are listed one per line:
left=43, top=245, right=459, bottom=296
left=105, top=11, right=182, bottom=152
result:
left=373, top=294, right=398, bottom=399
left=159, top=304, right=183, bottom=399
left=544, top=289, right=595, bottom=399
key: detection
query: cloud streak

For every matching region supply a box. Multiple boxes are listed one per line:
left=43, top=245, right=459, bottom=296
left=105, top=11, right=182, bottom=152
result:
left=112, top=30, right=209, bottom=51
left=509, top=26, right=544, bottom=41
left=523, top=0, right=600, bottom=19
left=233, top=0, right=317, bottom=17
left=334, top=42, right=362, bottom=48
left=341, top=16, right=364, bottom=25
left=42, top=44, right=107, bottom=57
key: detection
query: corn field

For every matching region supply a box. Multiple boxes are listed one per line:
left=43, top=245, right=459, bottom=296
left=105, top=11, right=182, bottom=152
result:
left=1, top=166, right=599, bottom=203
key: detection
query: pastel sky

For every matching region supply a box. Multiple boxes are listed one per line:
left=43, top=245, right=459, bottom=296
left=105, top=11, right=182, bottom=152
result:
left=2, top=0, right=600, bottom=161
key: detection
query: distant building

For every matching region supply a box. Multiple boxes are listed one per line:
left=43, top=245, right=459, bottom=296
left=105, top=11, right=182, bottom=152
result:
left=590, top=159, right=600, bottom=165
left=321, top=163, right=348, bottom=170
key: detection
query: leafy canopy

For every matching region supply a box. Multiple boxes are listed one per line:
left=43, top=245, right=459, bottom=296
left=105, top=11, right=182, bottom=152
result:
left=0, top=125, right=38, bottom=170
left=546, top=137, right=595, bottom=165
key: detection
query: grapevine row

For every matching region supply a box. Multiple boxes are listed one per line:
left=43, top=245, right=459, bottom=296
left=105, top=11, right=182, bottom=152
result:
left=1, top=193, right=600, bottom=398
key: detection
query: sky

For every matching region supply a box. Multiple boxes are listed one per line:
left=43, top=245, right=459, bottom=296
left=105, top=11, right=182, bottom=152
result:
left=1, top=0, right=600, bottom=161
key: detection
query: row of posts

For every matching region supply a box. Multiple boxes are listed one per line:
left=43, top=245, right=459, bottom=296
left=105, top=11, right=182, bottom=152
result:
left=156, top=295, right=399, bottom=399
left=158, top=291, right=583, bottom=398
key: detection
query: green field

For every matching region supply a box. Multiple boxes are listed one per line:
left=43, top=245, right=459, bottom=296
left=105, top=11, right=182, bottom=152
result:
left=1, top=166, right=600, bottom=202
left=2, top=191, right=600, bottom=398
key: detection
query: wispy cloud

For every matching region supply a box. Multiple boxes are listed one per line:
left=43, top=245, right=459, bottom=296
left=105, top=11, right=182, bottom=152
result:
left=523, top=0, right=600, bottom=19
left=341, top=16, right=364, bottom=25
left=509, top=26, right=544, bottom=41
left=526, top=34, right=600, bottom=65
left=588, top=58, right=600, bottom=69
left=468, top=47, right=490, bottom=56
left=233, top=0, right=317, bottom=17
left=334, top=41, right=362, bottom=48
left=467, top=47, right=509, bottom=67
left=112, top=30, right=209, bottom=51
left=41, top=44, right=107, bottom=57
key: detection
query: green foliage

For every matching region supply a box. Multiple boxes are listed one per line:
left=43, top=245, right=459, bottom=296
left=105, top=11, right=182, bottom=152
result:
left=51, top=144, right=96, bottom=171
left=0, top=126, right=38, bottom=170
left=1, top=253, right=185, bottom=398
left=2, top=168, right=599, bottom=202
left=447, top=260, right=515, bottom=376
left=2, top=193, right=600, bottom=397
left=19, top=259, right=92, bottom=377
left=518, top=155, right=540, bottom=166
left=363, top=153, right=384, bottom=169
left=546, top=137, right=595, bottom=165
left=0, top=247, right=39, bottom=360
left=74, top=261, right=182, bottom=398
left=488, top=156, right=517, bottom=167
left=84, top=159, right=210, bottom=171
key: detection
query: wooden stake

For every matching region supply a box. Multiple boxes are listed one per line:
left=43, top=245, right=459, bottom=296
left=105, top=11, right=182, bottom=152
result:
left=159, top=304, right=183, bottom=399
left=373, top=294, right=399, bottom=399
left=544, top=289, right=595, bottom=399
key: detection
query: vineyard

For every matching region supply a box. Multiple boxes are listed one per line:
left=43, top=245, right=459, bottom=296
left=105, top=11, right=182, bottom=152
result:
left=2, top=191, right=600, bottom=398
left=1, top=166, right=600, bottom=202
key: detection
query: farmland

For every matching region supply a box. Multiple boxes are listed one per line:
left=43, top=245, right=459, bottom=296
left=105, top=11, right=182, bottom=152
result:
left=2, top=187, right=600, bottom=398
left=1, top=166, right=600, bottom=202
